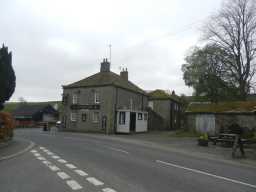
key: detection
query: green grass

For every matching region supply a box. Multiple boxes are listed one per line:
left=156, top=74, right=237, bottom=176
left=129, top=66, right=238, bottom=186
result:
left=168, top=129, right=201, bottom=138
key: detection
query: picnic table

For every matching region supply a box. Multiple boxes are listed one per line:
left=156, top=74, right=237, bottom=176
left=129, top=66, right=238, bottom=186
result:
left=209, top=133, right=246, bottom=158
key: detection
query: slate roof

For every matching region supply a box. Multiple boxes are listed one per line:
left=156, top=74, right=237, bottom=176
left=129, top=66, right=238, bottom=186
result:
left=186, top=101, right=256, bottom=114
left=63, top=71, right=147, bottom=95
left=13, top=104, right=57, bottom=118
left=148, top=89, right=180, bottom=102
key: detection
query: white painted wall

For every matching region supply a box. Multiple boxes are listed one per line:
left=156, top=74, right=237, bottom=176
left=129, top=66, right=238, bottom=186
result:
left=196, top=114, right=215, bottom=134
left=116, top=111, right=130, bottom=133
left=136, top=112, right=148, bottom=132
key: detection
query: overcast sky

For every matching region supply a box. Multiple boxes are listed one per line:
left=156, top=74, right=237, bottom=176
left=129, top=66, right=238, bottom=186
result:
left=1, top=0, right=223, bottom=102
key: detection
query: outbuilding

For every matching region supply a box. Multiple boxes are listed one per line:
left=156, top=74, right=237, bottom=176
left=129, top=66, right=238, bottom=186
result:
left=185, top=101, right=256, bottom=135
left=13, top=104, right=59, bottom=128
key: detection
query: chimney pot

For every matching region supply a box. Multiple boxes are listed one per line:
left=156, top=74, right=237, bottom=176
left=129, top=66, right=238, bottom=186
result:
left=100, top=58, right=110, bottom=72
left=120, top=68, right=128, bottom=81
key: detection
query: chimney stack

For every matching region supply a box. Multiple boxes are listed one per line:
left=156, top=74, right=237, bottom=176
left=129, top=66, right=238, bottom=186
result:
left=100, top=58, right=110, bottom=72
left=120, top=68, right=128, bottom=81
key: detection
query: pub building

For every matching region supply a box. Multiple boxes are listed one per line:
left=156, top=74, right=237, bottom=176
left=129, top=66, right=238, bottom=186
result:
left=61, top=59, right=148, bottom=134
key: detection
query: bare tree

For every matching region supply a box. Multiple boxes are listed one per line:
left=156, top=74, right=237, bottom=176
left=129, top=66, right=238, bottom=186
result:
left=204, top=0, right=256, bottom=99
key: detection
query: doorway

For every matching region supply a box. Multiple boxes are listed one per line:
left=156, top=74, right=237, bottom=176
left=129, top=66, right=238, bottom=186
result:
left=130, top=112, right=136, bottom=132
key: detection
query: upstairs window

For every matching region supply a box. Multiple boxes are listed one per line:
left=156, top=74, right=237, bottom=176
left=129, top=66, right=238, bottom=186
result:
left=72, top=94, right=78, bottom=104
left=94, top=91, right=100, bottom=104
left=119, top=112, right=126, bottom=125
left=148, top=101, right=154, bottom=110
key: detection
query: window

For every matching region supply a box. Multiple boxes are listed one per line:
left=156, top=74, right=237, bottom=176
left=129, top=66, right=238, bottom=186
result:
left=70, top=112, right=77, bottom=122
left=94, top=91, right=100, bottom=104
left=81, top=113, right=87, bottom=122
left=93, top=112, right=100, bottom=123
left=138, top=113, right=143, bottom=120
left=72, top=94, right=78, bottom=104
left=119, top=112, right=126, bottom=125
left=148, top=101, right=154, bottom=109
left=144, top=113, right=148, bottom=121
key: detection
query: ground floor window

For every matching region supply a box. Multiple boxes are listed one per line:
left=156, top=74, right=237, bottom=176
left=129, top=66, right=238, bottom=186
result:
left=92, top=112, right=100, bottom=123
left=119, top=112, right=126, bottom=125
left=138, top=113, right=143, bottom=120
left=81, top=113, right=87, bottom=122
left=70, top=112, right=77, bottom=122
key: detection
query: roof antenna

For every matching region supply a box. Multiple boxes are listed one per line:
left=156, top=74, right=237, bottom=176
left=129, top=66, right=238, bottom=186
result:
left=108, top=44, right=112, bottom=64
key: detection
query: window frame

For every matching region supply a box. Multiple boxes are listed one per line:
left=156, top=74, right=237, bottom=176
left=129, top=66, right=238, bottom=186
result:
left=72, top=94, right=78, bottom=104
left=138, top=113, right=143, bottom=120
left=119, top=112, right=126, bottom=125
left=94, top=91, right=100, bottom=104
left=81, top=113, right=87, bottom=122
left=92, top=112, right=100, bottom=123
left=70, top=112, right=77, bottom=122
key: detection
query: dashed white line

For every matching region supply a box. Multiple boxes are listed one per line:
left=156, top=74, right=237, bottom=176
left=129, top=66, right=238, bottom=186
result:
left=52, top=155, right=60, bottom=159
left=58, top=159, right=67, bottom=163
left=66, top=164, right=77, bottom=169
left=156, top=160, right=256, bottom=189
left=42, top=160, right=51, bottom=166
left=39, top=147, right=45, bottom=150
left=57, top=172, right=71, bottom=180
left=66, top=180, right=83, bottom=190
left=48, top=164, right=60, bottom=172
left=46, top=151, right=54, bottom=155
left=37, top=157, right=46, bottom=161
left=86, top=177, right=104, bottom=186
left=34, top=153, right=41, bottom=157
left=109, top=147, right=129, bottom=154
left=74, top=170, right=88, bottom=177
left=102, top=188, right=117, bottom=192
left=30, top=150, right=37, bottom=153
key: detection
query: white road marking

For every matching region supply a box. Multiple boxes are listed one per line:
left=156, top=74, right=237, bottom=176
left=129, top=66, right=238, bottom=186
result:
left=46, top=152, right=54, bottom=155
left=48, top=165, right=60, bottom=172
left=42, top=160, right=51, bottom=166
left=43, top=149, right=49, bottom=152
left=86, top=177, right=104, bottom=186
left=37, top=157, right=46, bottom=161
left=57, top=172, right=70, bottom=180
left=39, top=147, right=45, bottom=150
left=58, top=159, right=67, bottom=163
left=109, top=147, right=129, bottom=154
left=74, top=170, right=88, bottom=177
left=52, top=155, right=60, bottom=159
left=30, top=150, right=37, bottom=153
left=66, top=164, right=77, bottom=169
left=156, top=160, right=256, bottom=189
left=34, top=153, right=41, bottom=157
left=102, top=188, right=117, bottom=192
left=66, top=180, right=83, bottom=190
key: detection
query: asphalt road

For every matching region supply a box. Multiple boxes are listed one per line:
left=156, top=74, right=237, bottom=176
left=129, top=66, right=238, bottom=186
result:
left=1, top=128, right=256, bottom=192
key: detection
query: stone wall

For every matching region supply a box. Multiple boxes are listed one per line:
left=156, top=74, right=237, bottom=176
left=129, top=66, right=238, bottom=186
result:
left=186, top=113, right=256, bottom=134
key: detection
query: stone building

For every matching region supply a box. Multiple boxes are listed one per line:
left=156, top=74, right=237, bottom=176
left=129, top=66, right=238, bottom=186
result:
left=147, top=90, right=181, bottom=131
left=185, top=101, right=256, bottom=135
left=13, top=104, right=58, bottom=128
left=61, top=59, right=148, bottom=134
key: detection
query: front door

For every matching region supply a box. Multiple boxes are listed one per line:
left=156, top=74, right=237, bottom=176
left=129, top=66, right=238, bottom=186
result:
left=130, top=112, right=136, bottom=132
